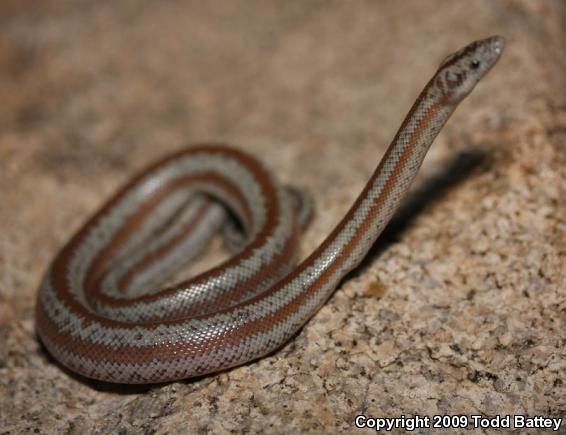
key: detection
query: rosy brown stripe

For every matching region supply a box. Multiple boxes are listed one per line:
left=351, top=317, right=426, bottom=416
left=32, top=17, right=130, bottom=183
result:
left=113, top=201, right=217, bottom=294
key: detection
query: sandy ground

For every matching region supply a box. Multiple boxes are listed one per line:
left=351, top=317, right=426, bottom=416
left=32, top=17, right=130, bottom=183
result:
left=0, top=1, right=564, bottom=433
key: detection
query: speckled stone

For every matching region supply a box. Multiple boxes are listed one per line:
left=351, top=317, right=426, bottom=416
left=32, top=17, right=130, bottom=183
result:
left=1, top=1, right=564, bottom=433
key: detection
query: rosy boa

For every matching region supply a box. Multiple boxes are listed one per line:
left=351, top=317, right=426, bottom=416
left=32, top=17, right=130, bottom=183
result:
left=36, top=36, right=504, bottom=383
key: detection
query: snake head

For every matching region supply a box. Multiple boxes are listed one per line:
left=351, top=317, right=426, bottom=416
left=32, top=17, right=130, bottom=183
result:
left=434, top=35, right=505, bottom=104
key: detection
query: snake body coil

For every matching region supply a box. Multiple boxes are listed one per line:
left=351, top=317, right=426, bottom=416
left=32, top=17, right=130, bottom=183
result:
left=36, top=36, right=504, bottom=383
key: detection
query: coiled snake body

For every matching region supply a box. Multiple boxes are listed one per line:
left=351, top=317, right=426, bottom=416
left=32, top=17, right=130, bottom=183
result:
left=36, top=36, right=504, bottom=383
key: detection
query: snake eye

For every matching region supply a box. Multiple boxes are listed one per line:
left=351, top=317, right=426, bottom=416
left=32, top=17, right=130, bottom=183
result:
left=470, top=59, right=480, bottom=70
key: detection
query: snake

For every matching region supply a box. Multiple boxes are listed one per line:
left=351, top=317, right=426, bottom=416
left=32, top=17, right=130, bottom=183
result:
left=36, top=36, right=504, bottom=384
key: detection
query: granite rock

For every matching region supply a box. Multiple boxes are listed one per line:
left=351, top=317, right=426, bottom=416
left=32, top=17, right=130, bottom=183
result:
left=0, top=1, right=564, bottom=433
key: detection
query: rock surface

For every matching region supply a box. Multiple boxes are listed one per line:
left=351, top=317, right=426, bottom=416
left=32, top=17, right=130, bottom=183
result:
left=1, top=0, right=564, bottom=433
